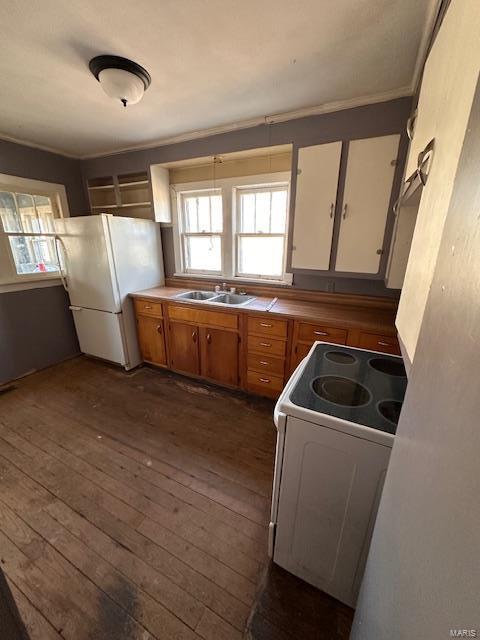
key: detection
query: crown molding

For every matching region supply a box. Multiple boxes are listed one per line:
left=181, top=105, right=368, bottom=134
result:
left=0, top=132, right=77, bottom=159
left=81, top=86, right=413, bottom=159
left=1, top=85, right=413, bottom=161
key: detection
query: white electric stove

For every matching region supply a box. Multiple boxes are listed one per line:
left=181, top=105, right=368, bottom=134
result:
left=269, top=341, right=407, bottom=607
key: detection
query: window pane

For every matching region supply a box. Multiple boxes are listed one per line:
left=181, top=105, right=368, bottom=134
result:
left=17, top=193, right=40, bottom=232
left=34, top=195, right=55, bottom=232
left=271, top=190, right=288, bottom=233
left=238, top=236, right=284, bottom=277
left=0, top=192, right=21, bottom=232
left=254, top=192, right=271, bottom=233
left=184, top=197, right=198, bottom=232
left=210, top=195, right=223, bottom=232
left=240, top=193, right=255, bottom=233
left=185, top=235, right=222, bottom=272
left=197, top=196, right=210, bottom=232
left=8, top=235, right=58, bottom=275
left=183, top=194, right=222, bottom=233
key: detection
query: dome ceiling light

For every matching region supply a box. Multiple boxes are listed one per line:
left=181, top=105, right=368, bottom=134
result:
left=89, top=55, right=151, bottom=108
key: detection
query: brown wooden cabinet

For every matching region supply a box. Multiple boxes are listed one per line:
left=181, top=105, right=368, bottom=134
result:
left=136, top=315, right=167, bottom=366
left=133, top=294, right=400, bottom=400
left=200, top=327, right=239, bottom=386
left=168, top=321, right=200, bottom=375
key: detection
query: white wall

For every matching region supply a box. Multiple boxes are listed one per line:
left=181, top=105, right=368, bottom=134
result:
left=396, top=0, right=480, bottom=363
left=351, top=74, right=480, bottom=640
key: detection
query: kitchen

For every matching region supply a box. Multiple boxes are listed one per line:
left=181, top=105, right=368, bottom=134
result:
left=0, top=1, right=479, bottom=639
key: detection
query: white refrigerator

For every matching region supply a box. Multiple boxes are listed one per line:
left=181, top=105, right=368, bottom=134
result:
left=54, top=214, right=164, bottom=369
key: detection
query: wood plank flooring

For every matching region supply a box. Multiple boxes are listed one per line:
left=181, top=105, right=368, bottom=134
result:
left=0, top=357, right=353, bottom=640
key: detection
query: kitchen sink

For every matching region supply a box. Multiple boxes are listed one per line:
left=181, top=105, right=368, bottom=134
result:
left=210, top=293, right=255, bottom=306
left=175, top=290, right=218, bottom=301
left=173, top=290, right=256, bottom=306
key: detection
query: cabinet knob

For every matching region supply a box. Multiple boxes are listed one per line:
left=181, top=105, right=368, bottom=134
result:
left=314, top=330, right=328, bottom=336
left=259, top=378, right=271, bottom=384
left=342, top=204, right=348, bottom=219
left=378, top=341, right=390, bottom=347
left=192, top=332, right=197, bottom=343
left=144, top=305, right=152, bottom=310
left=260, top=342, right=271, bottom=347
left=156, top=324, right=162, bottom=334
left=260, top=322, right=272, bottom=328
left=206, top=333, right=212, bottom=344
left=330, top=203, right=335, bottom=219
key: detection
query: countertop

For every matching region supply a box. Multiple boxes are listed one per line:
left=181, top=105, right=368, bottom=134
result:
left=131, top=286, right=398, bottom=335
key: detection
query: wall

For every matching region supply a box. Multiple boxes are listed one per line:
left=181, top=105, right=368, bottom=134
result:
left=0, top=139, right=86, bottom=384
left=82, top=97, right=412, bottom=298
left=351, top=73, right=480, bottom=640
left=396, top=0, right=480, bottom=363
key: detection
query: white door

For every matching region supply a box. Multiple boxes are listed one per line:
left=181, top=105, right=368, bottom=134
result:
left=55, top=215, right=120, bottom=312
left=291, top=142, right=342, bottom=270
left=335, top=135, right=400, bottom=274
left=274, top=416, right=391, bottom=607
left=70, top=307, right=127, bottom=365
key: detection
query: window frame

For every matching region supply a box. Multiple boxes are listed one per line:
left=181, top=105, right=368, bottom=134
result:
left=178, top=188, right=224, bottom=275
left=171, top=172, right=292, bottom=284
left=234, top=183, right=290, bottom=281
left=0, top=173, right=69, bottom=290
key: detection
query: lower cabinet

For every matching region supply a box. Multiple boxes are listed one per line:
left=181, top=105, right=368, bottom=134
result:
left=200, top=327, right=239, bottom=386
left=168, top=320, right=239, bottom=386
left=168, top=321, right=200, bottom=375
left=136, top=315, right=167, bottom=366
left=134, top=297, right=401, bottom=399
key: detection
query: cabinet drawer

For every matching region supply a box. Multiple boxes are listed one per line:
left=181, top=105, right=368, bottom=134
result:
left=168, top=305, right=238, bottom=330
left=248, top=316, right=287, bottom=339
left=357, top=332, right=400, bottom=355
left=247, top=353, right=285, bottom=376
left=298, top=322, right=347, bottom=344
left=134, top=298, right=163, bottom=318
left=247, top=370, right=284, bottom=398
left=248, top=334, right=286, bottom=358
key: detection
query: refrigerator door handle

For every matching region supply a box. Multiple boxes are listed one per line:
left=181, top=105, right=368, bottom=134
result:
left=54, top=235, right=69, bottom=292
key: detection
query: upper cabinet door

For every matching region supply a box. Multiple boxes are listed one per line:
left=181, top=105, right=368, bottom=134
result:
left=291, top=142, right=342, bottom=270
left=335, top=135, right=400, bottom=274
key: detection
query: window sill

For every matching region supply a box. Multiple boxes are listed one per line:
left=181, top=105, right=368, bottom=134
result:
left=173, top=272, right=293, bottom=287
left=0, top=277, right=63, bottom=294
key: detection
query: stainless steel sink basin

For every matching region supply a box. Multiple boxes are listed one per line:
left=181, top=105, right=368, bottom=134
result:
left=174, top=290, right=255, bottom=306
left=175, top=290, right=218, bottom=301
left=209, top=293, right=256, bottom=306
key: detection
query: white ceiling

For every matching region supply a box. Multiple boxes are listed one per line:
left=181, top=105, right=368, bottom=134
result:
left=0, top=0, right=438, bottom=158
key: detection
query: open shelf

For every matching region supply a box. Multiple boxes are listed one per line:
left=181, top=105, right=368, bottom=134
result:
left=87, top=170, right=153, bottom=219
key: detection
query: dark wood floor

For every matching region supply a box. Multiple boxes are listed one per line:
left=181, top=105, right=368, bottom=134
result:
left=0, top=357, right=353, bottom=640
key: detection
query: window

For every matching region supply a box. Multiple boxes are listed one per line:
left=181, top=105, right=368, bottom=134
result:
left=0, top=174, right=67, bottom=288
left=180, top=190, right=223, bottom=273
left=0, top=192, right=58, bottom=275
left=235, top=186, right=288, bottom=279
left=173, top=173, right=291, bottom=283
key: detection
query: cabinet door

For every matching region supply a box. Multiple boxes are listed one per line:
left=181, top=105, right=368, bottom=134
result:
left=274, top=416, right=391, bottom=607
left=168, top=321, right=199, bottom=375
left=291, top=142, right=342, bottom=270
left=335, top=135, right=400, bottom=274
left=290, top=342, right=312, bottom=372
left=136, top=315, right=166, bottom=366
left=200, top=328, right=239, bottom=386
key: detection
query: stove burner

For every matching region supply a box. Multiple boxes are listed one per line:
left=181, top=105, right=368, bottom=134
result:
left=325, top=351, right=357, bottom=365
left=311, top=376, right=371, bottom=407
left=378, top=400, right=402, bottom=425
left=369, top=357, right=406, bottom=377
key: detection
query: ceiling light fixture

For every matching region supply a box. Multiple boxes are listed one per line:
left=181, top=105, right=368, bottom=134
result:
left=89, top=55, right=151, bottom=108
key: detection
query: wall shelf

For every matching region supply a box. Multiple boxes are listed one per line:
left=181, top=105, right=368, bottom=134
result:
left=87, top=171, right=154, bottom=220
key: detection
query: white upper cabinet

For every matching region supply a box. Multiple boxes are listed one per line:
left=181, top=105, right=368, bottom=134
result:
left=291, top=141, right=342, bottom=270
left=335, top=135, right=400, bottom=274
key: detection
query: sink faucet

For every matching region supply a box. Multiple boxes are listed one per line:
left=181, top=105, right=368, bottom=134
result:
left=222, top=282, right=228, bottom=292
